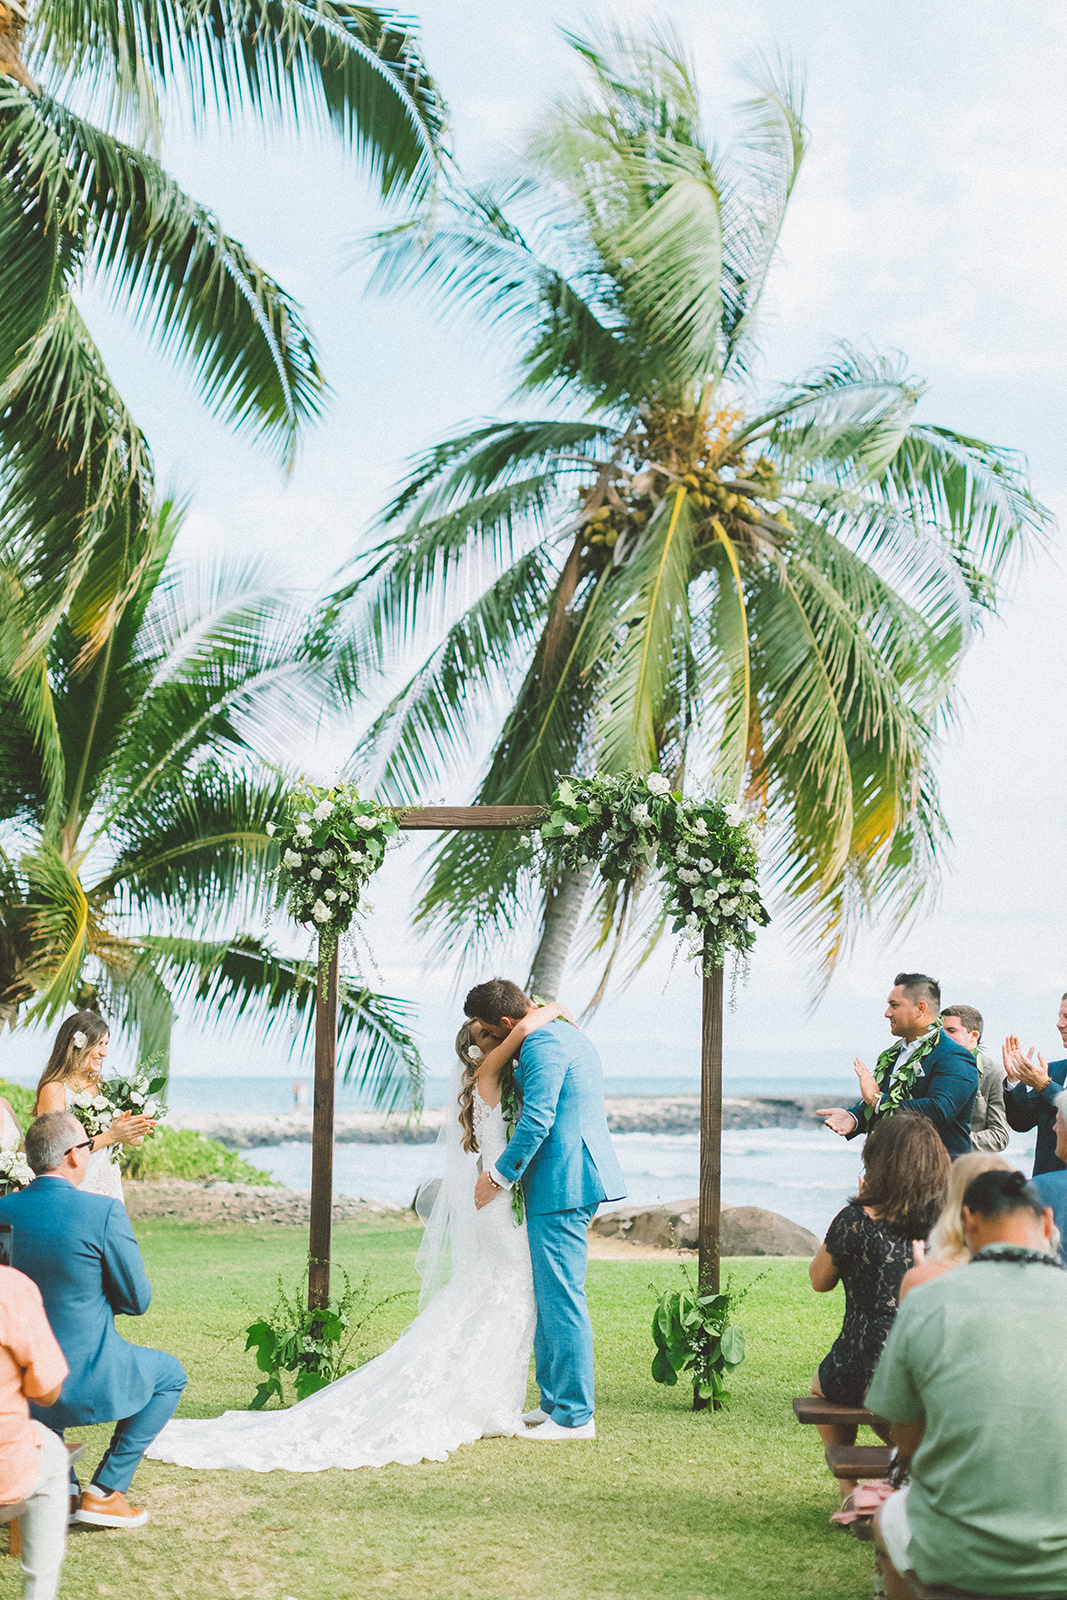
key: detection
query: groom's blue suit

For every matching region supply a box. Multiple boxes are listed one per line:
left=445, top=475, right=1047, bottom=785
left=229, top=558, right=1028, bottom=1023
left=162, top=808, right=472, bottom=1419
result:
left=494, top=1022, right=625, bottom=1427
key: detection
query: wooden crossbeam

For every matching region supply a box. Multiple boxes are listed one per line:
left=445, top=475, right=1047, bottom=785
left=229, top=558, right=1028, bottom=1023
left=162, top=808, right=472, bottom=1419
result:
left=391, top=805, right=544, bottom=830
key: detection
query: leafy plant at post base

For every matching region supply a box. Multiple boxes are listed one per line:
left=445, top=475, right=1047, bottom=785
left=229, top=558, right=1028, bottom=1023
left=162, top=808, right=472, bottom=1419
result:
left=651, top=1274, right=755, bottom=1412
left=245, top=1266, right=414, bottom=1408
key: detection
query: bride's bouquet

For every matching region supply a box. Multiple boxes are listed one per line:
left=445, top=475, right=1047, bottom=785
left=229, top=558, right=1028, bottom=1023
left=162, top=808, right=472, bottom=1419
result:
left=0, top=1148, right=33, bottom=1194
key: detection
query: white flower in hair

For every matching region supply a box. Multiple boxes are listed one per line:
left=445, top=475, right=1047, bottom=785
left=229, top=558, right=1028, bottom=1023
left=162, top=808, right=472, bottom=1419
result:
left=466, top=1045, right=483, bottom=1062
left=72, top=1030, right=87, bottom=1049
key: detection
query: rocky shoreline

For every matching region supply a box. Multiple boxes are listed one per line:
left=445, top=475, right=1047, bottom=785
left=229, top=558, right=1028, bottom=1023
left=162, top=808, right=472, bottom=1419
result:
left=170, top=1093, right=829, bottom=1149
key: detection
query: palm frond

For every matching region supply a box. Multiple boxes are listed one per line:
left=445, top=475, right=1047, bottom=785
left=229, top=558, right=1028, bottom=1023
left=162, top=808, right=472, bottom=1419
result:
left=142, top=933, right=422, bottom=1110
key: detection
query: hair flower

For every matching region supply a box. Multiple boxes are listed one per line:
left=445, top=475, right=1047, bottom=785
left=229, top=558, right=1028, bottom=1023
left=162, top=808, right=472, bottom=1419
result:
left=72, top=1030, right=87, bottom=1049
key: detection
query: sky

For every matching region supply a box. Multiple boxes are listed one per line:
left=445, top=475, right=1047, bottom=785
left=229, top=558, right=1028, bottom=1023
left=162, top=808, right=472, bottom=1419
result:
left=3, top=0, right=1065, bottom=1088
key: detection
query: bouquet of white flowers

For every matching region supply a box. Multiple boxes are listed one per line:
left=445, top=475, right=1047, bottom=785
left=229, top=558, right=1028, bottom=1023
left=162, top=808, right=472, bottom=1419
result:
left=69, top=1089, right=116, bottom=1142
left=101, top=1067, right=167, bottom=1125
left=0, top=1148, right=33, bottom=1194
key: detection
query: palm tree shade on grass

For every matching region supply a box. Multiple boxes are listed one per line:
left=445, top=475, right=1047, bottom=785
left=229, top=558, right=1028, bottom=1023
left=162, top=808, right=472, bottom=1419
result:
left=0, top=513, right=420, bottom=1106
left=334, top=25, right=1052, bottom=999
left=0, top=0, right=445, bottom=670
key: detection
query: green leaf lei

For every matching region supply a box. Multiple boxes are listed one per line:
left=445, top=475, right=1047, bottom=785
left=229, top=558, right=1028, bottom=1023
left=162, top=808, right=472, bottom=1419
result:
left=499, top=1069, right=525, bottom=1226
left=862, top=1027, right=943, bottom=1125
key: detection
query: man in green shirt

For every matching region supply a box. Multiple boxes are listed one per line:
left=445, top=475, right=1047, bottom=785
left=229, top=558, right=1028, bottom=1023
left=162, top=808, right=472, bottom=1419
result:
left=869, top=1167, right=1067, bottom=1599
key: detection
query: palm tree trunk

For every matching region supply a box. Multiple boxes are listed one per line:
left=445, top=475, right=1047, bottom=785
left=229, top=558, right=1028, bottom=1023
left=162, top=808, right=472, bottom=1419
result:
left=527, top=864, right=593, bottom=999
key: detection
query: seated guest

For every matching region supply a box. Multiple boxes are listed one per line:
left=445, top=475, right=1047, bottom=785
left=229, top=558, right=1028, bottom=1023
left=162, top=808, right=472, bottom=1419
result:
left=0, top=1265, right=70, bottom=1600
left=0, top=1113, right=186, bottom=1529
left=941, top=1004, right=1009, bottom=1152
left=899, top=1150, right=1013, bottom=1297
left=818, top=974, right=979, bottom=1157
left=1001, top=990, right=1067, bottom=1174
left=870, top=1169, right=1067, bottom=1600
left=809, top=1113, right=948, bottom=1509
left=1032, top=1089, right=1067, bottom=1254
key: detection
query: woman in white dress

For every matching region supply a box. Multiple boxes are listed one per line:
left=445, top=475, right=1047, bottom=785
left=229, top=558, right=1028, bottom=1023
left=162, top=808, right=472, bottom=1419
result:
left=147, top=1002, right=571, bottom=1473
left=34, top=1012, right=157, bottom=1202
left=0, top=1093, right=24, bottom=1156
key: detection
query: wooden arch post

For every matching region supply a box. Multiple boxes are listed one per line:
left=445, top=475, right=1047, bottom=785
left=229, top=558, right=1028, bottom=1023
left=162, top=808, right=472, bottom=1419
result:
left=307, top=806, right=725, bottom=1310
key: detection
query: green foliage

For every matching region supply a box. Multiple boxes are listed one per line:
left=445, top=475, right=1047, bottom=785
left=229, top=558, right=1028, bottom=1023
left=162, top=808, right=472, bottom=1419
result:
left=120, top=1126, right=278, bottom=1186
left=651, top=1274, right=754, bottom=1407
left=0, top=1077, right=35, bottom=1123
left=244, top=1265, right=413, bottom=1408
left=272, top=781, right=400, bottom=955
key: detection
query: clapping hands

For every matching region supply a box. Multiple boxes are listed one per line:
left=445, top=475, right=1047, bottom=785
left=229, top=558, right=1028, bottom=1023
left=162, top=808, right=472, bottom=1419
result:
left=1002, top=1035, right=1051, bottom=1091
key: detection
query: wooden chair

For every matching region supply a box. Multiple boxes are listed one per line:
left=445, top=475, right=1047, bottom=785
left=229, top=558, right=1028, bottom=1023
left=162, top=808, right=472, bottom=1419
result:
left=0, top=1500, right=27, bottom=1559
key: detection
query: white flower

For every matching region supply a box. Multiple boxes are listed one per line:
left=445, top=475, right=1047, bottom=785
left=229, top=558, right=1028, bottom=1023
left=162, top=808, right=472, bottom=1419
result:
left=295, top=822, right=313, bottom=840
left=466, top=1045, right=483, bottom=1062
left=310, top=867, right=323, bottom=881
left=631, top=804, right=651, bottom=827
left=312, top=799, right=335, bottom=821
left=338, top=891, right=351, bottom=904
left=129, top=1091, right=145, bottom=1106
left=265, top=821, right=277, bottom=837
left=317, top=850, right=335, bottom=866
left=685, top=913, right=700, bottom=928
left=100, top=1109, right=114, bottom=1126
left=144, top=1101, right=160, bottom=1118
left=724, top=803, right=746, bottom=827
left=698, top=858, right=713, bottom=873
left=283, top=849, right=302, bottom=869
left=72, top=1030, right=87, bottom=1050
left=74, top=1091, right=94, bottom=1108
left=324, top=889, right=337, bottom=902
left=606, top=828, right=623, bottom=843
left=720, top=898, right=739, bottom=915
left=677, top=868, right=699, bottom=884
left=312, top=900, right=331, bottom=922
left=92, top=1094, right=109, bottom=1110
left=519, top=834, right=531, bottom=848
left=742, top=879, right=755, bottom=891
left=355, top=815, right=377, bottom=830
left=562, top=821, right=581, bottom=838
left=692, top=818, right=708, bottom=836
left=646, top=771, right=670, bottom=795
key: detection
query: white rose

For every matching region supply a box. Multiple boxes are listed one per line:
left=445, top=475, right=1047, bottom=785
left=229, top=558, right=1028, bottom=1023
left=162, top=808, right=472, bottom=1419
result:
left=720, top=898, right=739, bottom=915
left=129, top=1091, right=145, bottom=1105
left=678, top=868, right=699, bottom=884
left=312, top=900, right=331, bottom=922
left=324, top=889, right=337, bottom=901
left=466, top=1045, right=483, bottom=1062
left=631, top=804, right=651, bottom=826
left=724, top=803, right=746, bottom=827
left=317, top=850, right=335, bottom=865
left=338, top=891, right=351, bottom=903
left=310, top=867, right=323, bottom=881
left=295, top=822, right=313, bottom=839
left=92, top=1094, right=109, bottom=1110
left=646, top=772, right=670, bottom=795
left=742, top=879, right=755, bottom=891
left=265, top=821, right=276, bottom=837
left=74, top=1091, right=94, bottom=1108
left=692, top=818, right=708, bottom=836
left=519, top=834, right=531, bottom=847
left=698, top=858, right=713, bottom=872
left=144, top=1101, right=160, bottom=1118
left=282, top=849, right=302, bottom=868
left=562, top=821, right=581, bottom=838
left=312, top=799, right=335, bottom=821
left=72, top=1030, right=87, bottom=1049
left=355, top=815, right=377, bottom=830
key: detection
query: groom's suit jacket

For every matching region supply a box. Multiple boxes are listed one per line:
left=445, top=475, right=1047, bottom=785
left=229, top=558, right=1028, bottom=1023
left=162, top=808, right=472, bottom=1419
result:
left=497, top=1022, right=625, bottom=1214
left=0, top=1175, right=159, bottom=1429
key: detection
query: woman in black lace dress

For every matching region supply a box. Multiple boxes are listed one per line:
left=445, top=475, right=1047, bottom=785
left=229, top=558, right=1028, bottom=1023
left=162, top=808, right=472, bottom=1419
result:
left=809, top=1112, right=949, bottom=1505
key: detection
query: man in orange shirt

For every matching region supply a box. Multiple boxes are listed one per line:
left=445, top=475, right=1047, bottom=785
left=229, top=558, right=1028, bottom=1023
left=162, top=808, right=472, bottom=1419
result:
left=0, top=1263, right=70, bottom=1600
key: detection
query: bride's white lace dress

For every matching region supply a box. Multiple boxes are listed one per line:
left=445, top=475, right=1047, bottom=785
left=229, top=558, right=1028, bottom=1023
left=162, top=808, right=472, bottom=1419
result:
left=147, top=1090, right=536, bottom=1471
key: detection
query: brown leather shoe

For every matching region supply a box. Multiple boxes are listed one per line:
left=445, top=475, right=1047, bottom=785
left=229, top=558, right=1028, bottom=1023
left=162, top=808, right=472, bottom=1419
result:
left=73, top=1489, right=149, bottom=1528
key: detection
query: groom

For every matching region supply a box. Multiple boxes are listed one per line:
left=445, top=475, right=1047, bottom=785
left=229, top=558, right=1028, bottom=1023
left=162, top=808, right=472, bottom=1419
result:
left=466, top=978, right=625, bottom=1441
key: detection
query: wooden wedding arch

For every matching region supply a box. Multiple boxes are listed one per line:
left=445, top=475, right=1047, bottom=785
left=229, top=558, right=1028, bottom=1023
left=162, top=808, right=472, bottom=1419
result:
left=307, top=805, right=725, bottom=1311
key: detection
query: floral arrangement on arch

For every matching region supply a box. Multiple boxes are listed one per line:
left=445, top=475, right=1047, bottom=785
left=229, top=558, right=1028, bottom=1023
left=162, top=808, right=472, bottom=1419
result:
left=269, top=781, right=400, bottom=952
left=527, top=772, right=769, bottom=973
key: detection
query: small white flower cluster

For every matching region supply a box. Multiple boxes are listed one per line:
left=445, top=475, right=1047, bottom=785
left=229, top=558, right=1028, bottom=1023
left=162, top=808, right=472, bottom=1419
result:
left=271, top=782, right=399, bottom=947
left=0, top=1149, right=33, bottom=1192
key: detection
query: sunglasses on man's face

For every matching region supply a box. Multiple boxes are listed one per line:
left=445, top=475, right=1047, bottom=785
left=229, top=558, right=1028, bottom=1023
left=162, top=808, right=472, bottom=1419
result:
left=63, top=1138, right=94, bottom=1157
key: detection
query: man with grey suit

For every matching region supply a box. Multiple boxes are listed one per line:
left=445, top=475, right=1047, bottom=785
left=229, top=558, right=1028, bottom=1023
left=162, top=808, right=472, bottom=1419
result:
left=466, top=979, right=625, bottom=1441
left=941, top=1004, right=1009, bottom=1153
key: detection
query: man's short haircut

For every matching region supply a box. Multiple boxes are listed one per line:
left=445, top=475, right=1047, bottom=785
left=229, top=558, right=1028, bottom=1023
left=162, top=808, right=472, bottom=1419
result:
left=961, top=1167, right=1045, bottom=1223
left=25, top=1111, right=83, bottom=1175
left=894, top=972, right=940, bottom=1010
left=942, top=1003, right=983, bottom=1040
left=463, top=979, right=533, bottom=1026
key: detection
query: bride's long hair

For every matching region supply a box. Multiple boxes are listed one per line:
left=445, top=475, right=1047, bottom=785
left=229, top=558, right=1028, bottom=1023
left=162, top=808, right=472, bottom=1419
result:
left=455, top=1024, right=482, bottom=1154
left=35, top=1011, right=110, bottom=1110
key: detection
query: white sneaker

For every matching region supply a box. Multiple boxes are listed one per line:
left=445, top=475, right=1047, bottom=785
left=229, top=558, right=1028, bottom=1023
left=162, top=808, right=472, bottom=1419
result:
left=522, top=1407, right=552, bottom=1425
left=519, top=1418, right=595, bottom=1441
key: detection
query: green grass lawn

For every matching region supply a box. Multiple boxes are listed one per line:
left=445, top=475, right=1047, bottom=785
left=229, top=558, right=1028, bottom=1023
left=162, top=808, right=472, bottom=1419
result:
left=2, top=1220, right=875, bottom=1600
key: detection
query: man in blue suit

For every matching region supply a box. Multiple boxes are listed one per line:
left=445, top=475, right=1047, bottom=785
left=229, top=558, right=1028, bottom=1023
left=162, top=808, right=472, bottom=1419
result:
left=1003, top=993, right=1067, bottom=1175
left=0, top=1112, right=186, bottom=1528
left=817, top=973, right=979, bottom=1157
left=466, top=979, right=625, bottom=1441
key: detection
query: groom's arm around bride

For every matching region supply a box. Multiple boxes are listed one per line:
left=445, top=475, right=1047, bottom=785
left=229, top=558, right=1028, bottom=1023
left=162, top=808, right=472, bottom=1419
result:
left=465, top=980, right=625, bottom=1438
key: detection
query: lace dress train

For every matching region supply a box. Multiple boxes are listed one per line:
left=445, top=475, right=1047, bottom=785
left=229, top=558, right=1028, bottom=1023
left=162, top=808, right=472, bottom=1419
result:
left=147, top=1093, right=536, bottom=1472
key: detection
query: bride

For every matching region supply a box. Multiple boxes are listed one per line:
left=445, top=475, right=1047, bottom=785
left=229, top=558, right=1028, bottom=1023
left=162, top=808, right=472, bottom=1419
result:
left=147, top=1001, right=570, bottom=1472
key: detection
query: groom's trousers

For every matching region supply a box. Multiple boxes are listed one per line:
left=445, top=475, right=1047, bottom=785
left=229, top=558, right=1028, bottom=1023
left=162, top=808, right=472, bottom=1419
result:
left=527, top=1204, right=597, bottom=1428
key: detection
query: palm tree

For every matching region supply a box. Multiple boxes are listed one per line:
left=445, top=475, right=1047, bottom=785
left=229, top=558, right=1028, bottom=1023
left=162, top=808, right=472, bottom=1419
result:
left=0, top=509, right=420, bottom=1105
left=0, top=0, right=444, bottom=669
left=332, top=25, right=1051, bottom=999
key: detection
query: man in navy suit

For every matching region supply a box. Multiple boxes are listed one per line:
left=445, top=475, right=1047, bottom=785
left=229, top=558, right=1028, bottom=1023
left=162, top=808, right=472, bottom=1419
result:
left=0, top=1112, right=186, bottom=1529
left=1003, top=993, right=1067, bottom=1176
left=817, top=973, right=979, bottom=1157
